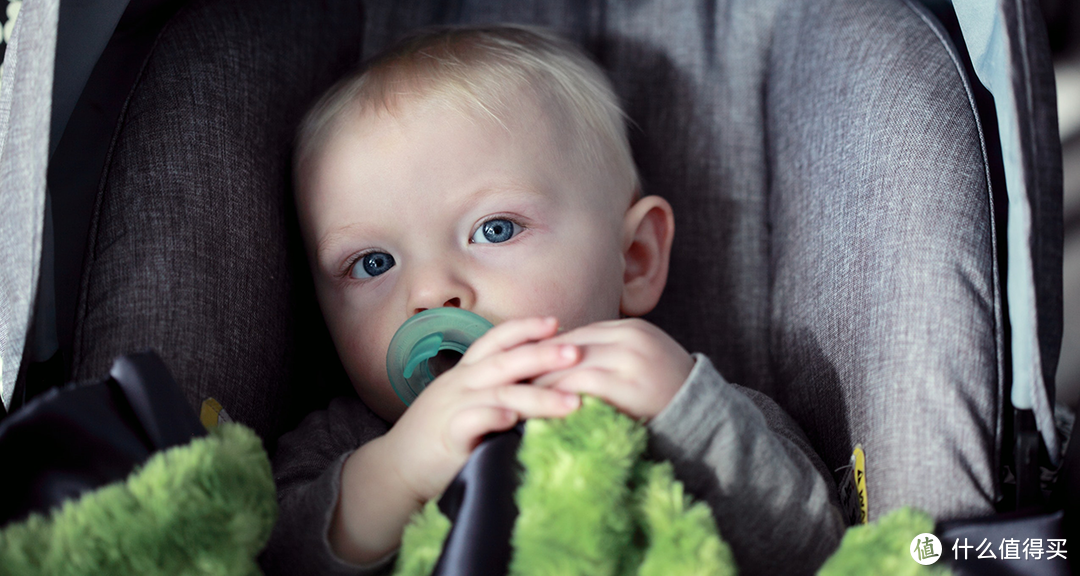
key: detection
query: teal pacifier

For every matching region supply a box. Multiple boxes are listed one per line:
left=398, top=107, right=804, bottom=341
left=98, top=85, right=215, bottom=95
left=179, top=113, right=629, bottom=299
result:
left=386, top=308, right=494, bottom=405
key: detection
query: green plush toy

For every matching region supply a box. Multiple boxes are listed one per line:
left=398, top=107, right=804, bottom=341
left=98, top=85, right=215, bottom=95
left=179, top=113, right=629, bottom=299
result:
left=0, top=398, right=952, bottom=576
left=0, top=423, right=277, bottom=576
left=394, top=396, right=952, bottom=576
left=819, top=507, right=951, bottom=576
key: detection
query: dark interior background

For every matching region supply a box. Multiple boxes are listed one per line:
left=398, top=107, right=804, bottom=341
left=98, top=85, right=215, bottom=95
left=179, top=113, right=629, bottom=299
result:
left=1041, top=0, right=1080, bottom=421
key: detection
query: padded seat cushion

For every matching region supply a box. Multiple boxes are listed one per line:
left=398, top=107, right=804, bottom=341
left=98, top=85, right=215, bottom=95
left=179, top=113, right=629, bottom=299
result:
left=767, top=0, right=1000, bottom=520
left=72, top=0, right=363, bottom=441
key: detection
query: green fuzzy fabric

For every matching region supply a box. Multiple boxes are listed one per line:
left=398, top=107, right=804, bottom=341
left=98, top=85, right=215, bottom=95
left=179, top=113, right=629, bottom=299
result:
left=818, top=507, right=951, bottom=576
left=395, top=397, right=955, bottom=576
left=395, top=397, right=733, bottom=576
left=395, top=500, right=452, bottom=576
left=511, top=396, right=650, bottom=576
left=632, top=462, right=735, bottom=576
left=0, top=423, right=277, bottom=576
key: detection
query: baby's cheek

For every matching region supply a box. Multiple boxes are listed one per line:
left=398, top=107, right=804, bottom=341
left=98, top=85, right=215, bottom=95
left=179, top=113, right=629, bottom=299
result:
left=533, top=269, right=617, bottom=328
left=565, top=253, right=623, bottom=321
left=335, top=320, right=378, bottom=378
left=341, top=328, right=407, bottom=421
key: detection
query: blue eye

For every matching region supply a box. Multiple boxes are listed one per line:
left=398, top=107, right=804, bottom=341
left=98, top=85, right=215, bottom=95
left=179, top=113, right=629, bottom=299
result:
left=351, top=252, right=395, bottom=279
left=472, top=218, right=520, bottom=244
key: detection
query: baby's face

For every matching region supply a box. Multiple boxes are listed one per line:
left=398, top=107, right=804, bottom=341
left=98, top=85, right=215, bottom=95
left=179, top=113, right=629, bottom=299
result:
left=298, top=96, right=632, bottom=421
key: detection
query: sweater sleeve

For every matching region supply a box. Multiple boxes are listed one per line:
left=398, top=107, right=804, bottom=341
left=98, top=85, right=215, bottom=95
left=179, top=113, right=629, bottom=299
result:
left=646, top=353, right=847, bottom=576
left=259, top=396, right=396, bottom=576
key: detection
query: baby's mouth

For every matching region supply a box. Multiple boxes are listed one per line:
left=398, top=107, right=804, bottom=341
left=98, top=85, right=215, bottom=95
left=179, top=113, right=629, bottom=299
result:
left=426, top=349, right=464, bottom=379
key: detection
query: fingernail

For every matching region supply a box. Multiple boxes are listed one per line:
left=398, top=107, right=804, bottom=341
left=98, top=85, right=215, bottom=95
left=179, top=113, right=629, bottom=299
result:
left=562, top=393, right=580, bottom=409
left=560, top=345, right=577, bottom=360
left=544, top=316, right=558, bottom=326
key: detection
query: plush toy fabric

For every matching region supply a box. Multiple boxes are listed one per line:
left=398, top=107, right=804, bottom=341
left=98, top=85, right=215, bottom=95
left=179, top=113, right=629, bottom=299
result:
left=0, top=423, right=277, bottom=576
left=0, top=398, right=949, bottom=576
left=394, top=397, right=952, bottom=576
left=396, top=396, right=735, bottom=576
left=817, top=507, right=949, bottom=576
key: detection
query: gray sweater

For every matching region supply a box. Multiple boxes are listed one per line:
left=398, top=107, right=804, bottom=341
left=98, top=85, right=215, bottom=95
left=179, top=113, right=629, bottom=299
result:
left=260, top=354, right=847, bottom=576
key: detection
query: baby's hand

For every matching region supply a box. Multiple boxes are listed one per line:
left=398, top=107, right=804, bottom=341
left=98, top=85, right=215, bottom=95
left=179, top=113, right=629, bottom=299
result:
left=382, top=316, right=582, bottom=504
left=531, top=318, right=694, bottom=420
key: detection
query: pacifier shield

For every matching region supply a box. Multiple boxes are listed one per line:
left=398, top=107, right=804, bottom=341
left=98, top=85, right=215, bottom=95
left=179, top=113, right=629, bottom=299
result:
left=386, top=308, right=493, bottom=405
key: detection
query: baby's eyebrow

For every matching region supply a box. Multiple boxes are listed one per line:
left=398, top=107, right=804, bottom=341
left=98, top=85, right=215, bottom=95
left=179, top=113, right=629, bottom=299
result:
left=463, top=182, right=546, bottom=205
left=316, top=222, right=369, bottom=262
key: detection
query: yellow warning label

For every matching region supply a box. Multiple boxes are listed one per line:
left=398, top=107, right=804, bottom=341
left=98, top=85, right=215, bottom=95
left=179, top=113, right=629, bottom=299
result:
left=853, top=444, right=868, bottom=524
left=200, top=397, right=227, bottom=430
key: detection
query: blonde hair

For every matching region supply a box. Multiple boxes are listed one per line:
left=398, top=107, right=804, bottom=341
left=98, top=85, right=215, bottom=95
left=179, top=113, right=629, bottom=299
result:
left=294, top=25, right=639, bottom=198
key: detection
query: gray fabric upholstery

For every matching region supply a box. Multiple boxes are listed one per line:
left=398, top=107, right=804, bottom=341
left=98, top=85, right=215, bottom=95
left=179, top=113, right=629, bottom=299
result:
left=0, top=0, right=59, bottom=409
left=71, top=0, right=363, bottom=440
left=767, top=0, right=1000, bottom=520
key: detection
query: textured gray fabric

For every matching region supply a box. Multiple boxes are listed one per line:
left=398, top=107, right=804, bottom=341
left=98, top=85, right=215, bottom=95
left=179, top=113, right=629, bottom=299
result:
left=263, top=354, right=845, bottom=576
left=71, top=0, right=364, bottom=439
left=0, top=0, right=59, bottom=409
left=649, top=355, right=845, bottom=575
left=767, top=0, right=1001, bottom=521
left=263, top=399, right=392, bottom=576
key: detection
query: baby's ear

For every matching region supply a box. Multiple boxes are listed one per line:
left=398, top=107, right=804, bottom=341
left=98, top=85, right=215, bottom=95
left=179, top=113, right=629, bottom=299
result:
left=619, top=195, right=675, bottom=317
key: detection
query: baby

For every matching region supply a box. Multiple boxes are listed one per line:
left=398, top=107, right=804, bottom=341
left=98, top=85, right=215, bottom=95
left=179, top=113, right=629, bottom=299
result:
left=265, top=25, right=845, bottom=576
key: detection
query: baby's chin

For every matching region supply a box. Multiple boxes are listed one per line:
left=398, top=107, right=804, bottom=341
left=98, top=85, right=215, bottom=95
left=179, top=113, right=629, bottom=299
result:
left=348, top=374, right=407, bottom=422
left=367, top=392, right=408, bottom=423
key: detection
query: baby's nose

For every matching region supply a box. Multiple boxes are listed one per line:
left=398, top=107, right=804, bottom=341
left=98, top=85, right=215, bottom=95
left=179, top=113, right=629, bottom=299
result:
left=406, top=265, right=474, bottom=317
left=413, top=297, right=461, bottom=316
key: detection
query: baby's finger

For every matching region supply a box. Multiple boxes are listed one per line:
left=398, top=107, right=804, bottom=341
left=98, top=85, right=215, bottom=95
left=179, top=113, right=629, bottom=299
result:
left=544, top=368, right=617, bottom=398
left=544, top=323, right=630, bottom=348
left=477, top=383, right=581, bottom=417
left=548, top=369, right=655, bottom=420
left=547, top=318, right=663, bottom=348
left=463, top=341, right=580, bottom=389
left=531, top=343, right=625, bottom=388
left=445, top=386, right=580, bottom=451
left=460, top=316, right=560, bottom=364
left=446, top=406, right=519, bottom=453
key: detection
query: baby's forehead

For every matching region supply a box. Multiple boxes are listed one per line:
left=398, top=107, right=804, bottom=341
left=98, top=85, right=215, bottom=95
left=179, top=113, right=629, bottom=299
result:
left=332, top=87, right=586, bottom=173
left=296, top=26, right=639, bottom=213
left=358, top=80, right=568, bottom=142
left=299, top=76, right=633, bottom=219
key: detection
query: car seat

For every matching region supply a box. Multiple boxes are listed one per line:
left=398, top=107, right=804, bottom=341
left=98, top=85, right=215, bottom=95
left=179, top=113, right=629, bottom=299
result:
left=0, top=0, right=1068, bottom=568
left=2, top=0, right=366, bottom=447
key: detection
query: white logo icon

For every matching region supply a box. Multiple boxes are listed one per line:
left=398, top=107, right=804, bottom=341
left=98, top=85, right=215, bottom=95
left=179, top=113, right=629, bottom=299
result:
left=911, top=533, right=942, bottom=565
